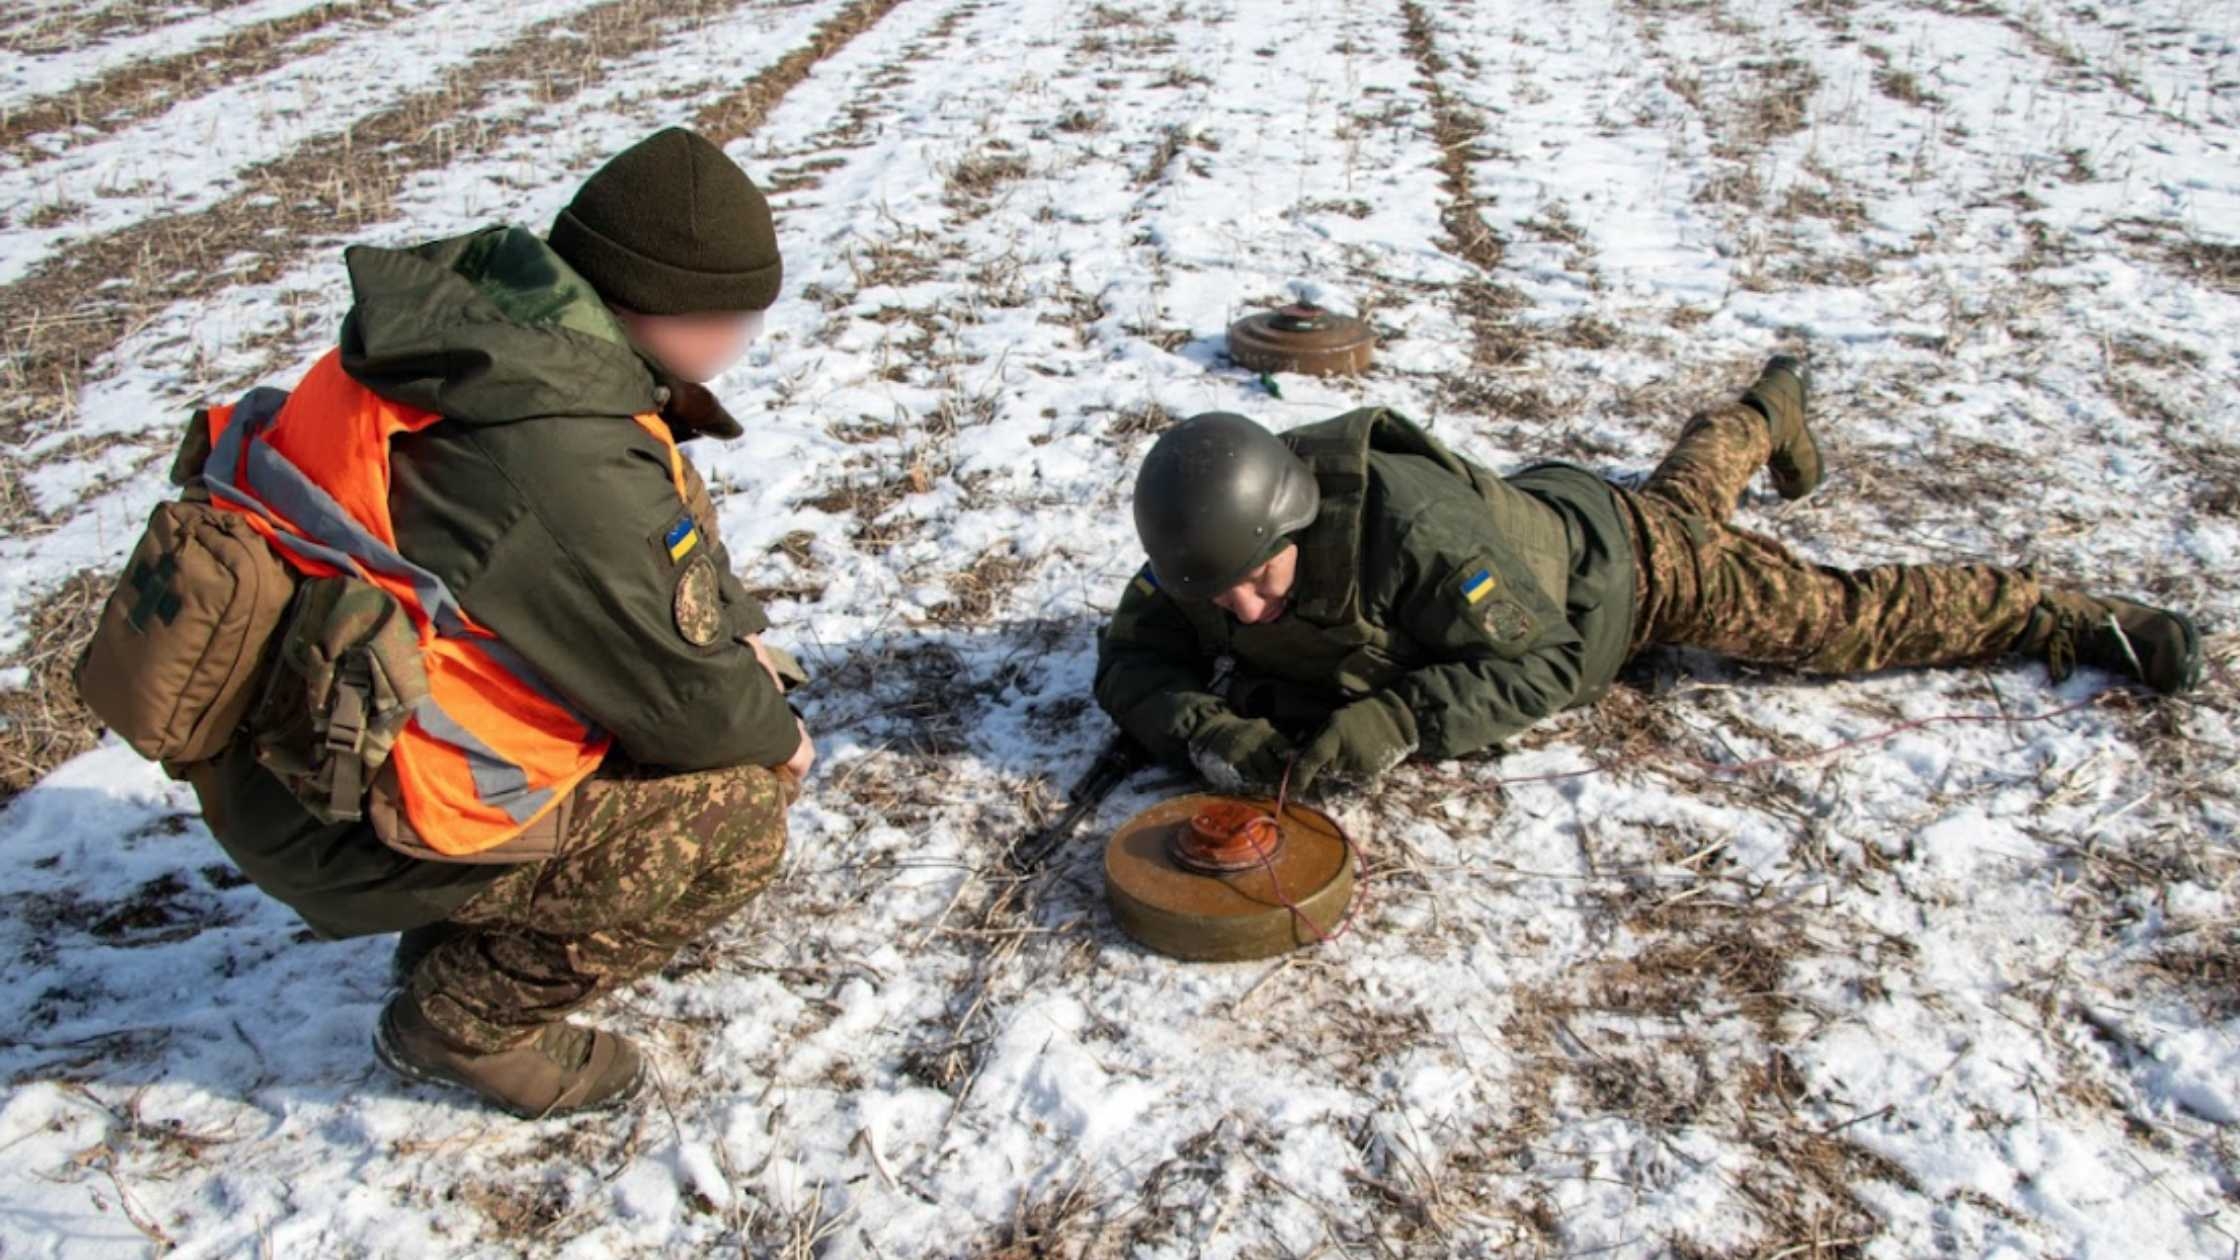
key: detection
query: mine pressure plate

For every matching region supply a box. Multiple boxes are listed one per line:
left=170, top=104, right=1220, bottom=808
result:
left=1225, top=303, right=1376, bottom=377
left=1104, top=793, right=1355, bottom=962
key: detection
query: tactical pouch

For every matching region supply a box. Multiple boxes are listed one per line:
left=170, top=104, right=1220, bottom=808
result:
left=250, top=577, right=428, bottom=824
left=75, top=493, right=296, bottom=774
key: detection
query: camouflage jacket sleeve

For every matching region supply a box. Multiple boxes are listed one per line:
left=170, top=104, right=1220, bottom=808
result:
left=393, top=417, right=801, bottom=773
left=1092, top=567, right=1231, bottom=765
left=1382, top=541, right=1587, bottom=759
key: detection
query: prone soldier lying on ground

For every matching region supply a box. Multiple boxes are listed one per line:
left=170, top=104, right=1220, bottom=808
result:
left=1094, top=357, right=2202, bottom=794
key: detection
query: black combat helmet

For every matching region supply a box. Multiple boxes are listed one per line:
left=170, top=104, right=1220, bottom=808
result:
left=1133, top=412, right=1320, bottom=599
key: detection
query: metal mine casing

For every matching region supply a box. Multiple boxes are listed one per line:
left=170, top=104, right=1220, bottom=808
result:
left=1225, top=303, right=1376, bottom=377
left=1104, top=793, right=1356, bottom=962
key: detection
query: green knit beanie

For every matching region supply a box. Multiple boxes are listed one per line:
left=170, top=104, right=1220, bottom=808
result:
left=548, top=127, right=782, bottom=314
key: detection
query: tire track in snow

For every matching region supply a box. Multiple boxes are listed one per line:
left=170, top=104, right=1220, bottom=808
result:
left=0, top=0, right=410, bottom=163
left=0, top=0, right=913, bottom=444
left=2, top=0, right=286, bottom=63
left=0, top=0, right=930, bottom=653
left=0, top=0, right=646, bottom=285
left=0, top=0, right=923, bottom=816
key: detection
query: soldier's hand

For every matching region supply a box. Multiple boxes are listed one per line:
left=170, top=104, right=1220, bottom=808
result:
left=1186, top=714, right=1294, bottom=793
left=1290, top=693, right=1418, bottom=794
left=782, top=717, right=816, bottom=782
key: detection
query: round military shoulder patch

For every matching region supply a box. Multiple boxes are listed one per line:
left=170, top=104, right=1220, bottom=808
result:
left=1480, top=597, right=1535, bottom=645
left=673, top=553, right=724, bottom=647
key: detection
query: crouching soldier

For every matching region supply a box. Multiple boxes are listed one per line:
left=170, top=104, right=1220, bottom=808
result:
left=82, top=128, right=812, bottom=1118
left=1095, top=357, right=2202, bottom=794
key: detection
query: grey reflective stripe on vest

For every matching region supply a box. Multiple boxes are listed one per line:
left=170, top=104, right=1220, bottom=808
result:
left=411, top=699, right=556, bottom=824
left=206, top=384, right=587, bottom=827
left=203, top=389, right=469, bottom=637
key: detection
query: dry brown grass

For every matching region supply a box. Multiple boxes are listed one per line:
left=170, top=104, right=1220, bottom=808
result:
left=0, top=1, right=398, bottom=162
left=0, top=0, right=248, bottom=54
left=974, top=1167, right=1106, bottom=1258
left=449, top=1172, right=596, bottom=1247
left=1872, top=65, right=1940, bottom=107
left=928, top=545, right=1032, bottom=625
left=2164, top=237, right=2240, bottom=295
left=1131, top=124, right=1190, bottom=188
left=2142, top=935, right=2240, bottom=1021
left=0, top=569, right=108, bottom=805
left=943, top=150, right=1033, bottom=209
left=1500, top=908, right=1900, bottom=1258
left=1778, top=181, right=1868, bottom=230
left=843, top=231, right=943, bottom=292
left=18, top=199, right=85, bottom=229
left=1406, top=43, right=1500, bottom=268
left=1670, top=48, right=1824, bottom=215
left=1082, top=1, right=1143, bottom=29
left=1734, top=58, right=1822, bottom=146
left=1053, top=107, right=1106, bottom=134
left=799, top=467, right=922, bottom=544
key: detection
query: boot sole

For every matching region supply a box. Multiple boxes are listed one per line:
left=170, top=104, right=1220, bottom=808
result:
left=373, top=1008, right=648, bottom=1121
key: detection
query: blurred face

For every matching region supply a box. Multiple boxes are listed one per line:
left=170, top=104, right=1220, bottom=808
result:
left=1210, top=544, right=1299, bottom=625
left=613, top=307, right=767, bottom=383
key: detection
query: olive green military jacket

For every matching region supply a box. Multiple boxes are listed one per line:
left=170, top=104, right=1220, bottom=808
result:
left=1094, top=409, right=1636, bottom=768
left=202, top=226, right=795, bottom=937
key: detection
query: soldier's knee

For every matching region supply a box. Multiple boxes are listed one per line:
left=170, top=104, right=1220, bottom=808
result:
left=700, top=763, right=791, bottom=873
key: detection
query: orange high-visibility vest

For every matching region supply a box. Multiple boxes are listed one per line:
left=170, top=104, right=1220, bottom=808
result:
left=203, top=350, right=695, bottom=856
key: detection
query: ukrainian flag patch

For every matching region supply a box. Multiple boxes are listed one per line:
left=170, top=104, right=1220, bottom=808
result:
left=1132, top=566, right=1161, bottom=598
left=664, top=514, right=701, bottom=563
left=1460, top=567, right=1497, bottom=605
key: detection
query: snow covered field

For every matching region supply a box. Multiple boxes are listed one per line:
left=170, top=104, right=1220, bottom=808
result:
left=1, top=0, right=2237, bottom=1254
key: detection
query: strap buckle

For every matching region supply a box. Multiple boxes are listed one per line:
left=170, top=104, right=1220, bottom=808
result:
left=325, top=676, right=368, bottom=755
left=321, top=660, right=373, bottom=820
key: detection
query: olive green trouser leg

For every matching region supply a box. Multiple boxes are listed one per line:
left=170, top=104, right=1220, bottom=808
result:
left=407, top=761, right=790, bottom=1053
left=1624, top=405, right=2040, bottom=672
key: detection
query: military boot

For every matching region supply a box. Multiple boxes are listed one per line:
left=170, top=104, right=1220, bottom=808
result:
left=1742, top=353, right=1821, bottom=500
left=374, top=993, right=646, bottom=1120
left=2013, top=590, right=2202, bottom=696
left=389, top=921, right=467, bottom=989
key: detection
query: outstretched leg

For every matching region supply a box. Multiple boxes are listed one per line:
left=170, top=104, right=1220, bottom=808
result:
left=1623, top=354, right=2198, bottom=693
left=1624, top=491, right=2041, bottom=672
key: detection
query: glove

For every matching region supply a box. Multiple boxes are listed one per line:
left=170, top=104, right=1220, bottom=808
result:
left=1291, top=693, right=1418, bottom=794
left=1186, top=713, right=1296, bottom=793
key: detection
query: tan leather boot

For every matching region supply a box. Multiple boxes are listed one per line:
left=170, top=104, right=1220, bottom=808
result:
left=374, top=993, right=646, bottom=1119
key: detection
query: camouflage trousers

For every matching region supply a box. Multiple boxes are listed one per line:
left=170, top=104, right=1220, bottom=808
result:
left=408, top=759, right=791, bottom=1053
left=1618, top=403, right=2041, bottom=671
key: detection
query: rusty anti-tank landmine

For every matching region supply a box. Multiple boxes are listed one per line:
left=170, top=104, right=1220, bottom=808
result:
left=1226, top=303, right=1376, bottom=377
left=1105, top=793, right=1355, bottom=961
